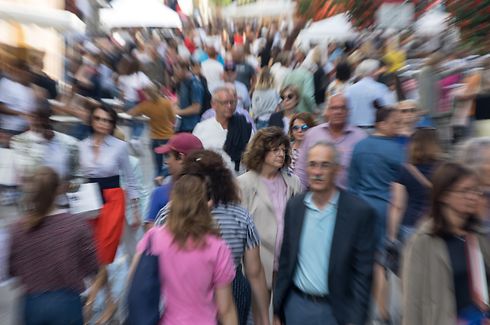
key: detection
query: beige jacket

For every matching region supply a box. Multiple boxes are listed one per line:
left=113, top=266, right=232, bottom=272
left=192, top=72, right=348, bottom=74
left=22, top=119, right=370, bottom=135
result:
left=402, top=220, right=490, bottom=325
left=238, top=170, right=302, bottom=287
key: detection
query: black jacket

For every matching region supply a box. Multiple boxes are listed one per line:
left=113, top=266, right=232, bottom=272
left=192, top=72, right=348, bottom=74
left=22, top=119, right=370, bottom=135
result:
left=268, top=111, right=285, bottom=130
left=273, top=191, right=376, bottom=325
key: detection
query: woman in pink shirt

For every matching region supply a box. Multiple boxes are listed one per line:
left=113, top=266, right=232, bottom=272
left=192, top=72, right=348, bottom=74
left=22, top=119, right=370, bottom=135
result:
left=135, top=174, right=238, bottom=325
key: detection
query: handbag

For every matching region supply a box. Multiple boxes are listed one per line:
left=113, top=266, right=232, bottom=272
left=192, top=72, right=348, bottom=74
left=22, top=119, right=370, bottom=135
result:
left=66, top=183, right=103, bottom=219
left=127, top=232, right=162, bottom=325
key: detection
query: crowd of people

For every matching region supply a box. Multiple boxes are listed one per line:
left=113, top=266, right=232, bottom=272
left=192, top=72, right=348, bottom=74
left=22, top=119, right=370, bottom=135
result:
left=2, top=21, right=490, bottom=325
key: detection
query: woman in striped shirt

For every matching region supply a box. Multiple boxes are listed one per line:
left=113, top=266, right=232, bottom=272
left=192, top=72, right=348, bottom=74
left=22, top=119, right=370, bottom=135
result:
left=155, top=150, right=270, bottom=325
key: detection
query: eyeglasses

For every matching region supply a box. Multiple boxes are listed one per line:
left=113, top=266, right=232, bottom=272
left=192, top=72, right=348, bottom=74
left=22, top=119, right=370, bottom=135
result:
left=450, top=189, right=483, bottom=196
left=215, top=99, right=237, bottom=106
left=307, top=161, right=337, bottom=170
left=93, top=115, right=113, bottom=124
left=292, top=124, right=309, bottom=132
left=281, top=94, right=296, bottom=101
left=400, top=108, right=416, bottom=113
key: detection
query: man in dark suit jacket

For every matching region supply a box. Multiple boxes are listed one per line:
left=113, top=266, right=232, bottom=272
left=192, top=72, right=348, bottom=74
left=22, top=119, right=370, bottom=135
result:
left=273, top=141, right=376, bottom=325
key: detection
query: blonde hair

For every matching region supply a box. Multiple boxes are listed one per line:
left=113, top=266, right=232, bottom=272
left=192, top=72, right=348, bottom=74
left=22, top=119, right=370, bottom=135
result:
left=255, top=67, right=275, bottom=90
left=22, top=166, right=60, bottom=230
left=167, top=175, right=220, bottom=249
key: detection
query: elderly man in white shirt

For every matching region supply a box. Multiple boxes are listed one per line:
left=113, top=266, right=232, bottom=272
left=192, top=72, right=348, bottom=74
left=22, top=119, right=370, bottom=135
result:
left=193, top=86, right=253, bottom=175
left=344, top=59, right=395, bottom=130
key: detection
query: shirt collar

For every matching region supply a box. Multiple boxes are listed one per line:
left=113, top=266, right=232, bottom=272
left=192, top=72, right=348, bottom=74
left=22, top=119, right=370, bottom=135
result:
left=321, top=122, right=356, bottom=134
left=304, top=190, right=339, bottom=212
left=89, top=135, right=113, bottom=147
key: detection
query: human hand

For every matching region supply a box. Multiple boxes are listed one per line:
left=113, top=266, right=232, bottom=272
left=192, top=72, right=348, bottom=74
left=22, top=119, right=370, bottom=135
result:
left=272, top=316, right=282, bottom=325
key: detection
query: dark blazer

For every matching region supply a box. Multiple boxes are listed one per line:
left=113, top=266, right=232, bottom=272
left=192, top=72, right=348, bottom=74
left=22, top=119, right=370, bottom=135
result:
left=273, top=190, right=376, bottom=325
left=268, top=111, right=285, bottom=130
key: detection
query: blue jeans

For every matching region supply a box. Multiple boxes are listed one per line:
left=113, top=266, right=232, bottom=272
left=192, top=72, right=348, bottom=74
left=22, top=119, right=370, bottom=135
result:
left=151, top=139, right=169, bottom=177
left=124, top=101, right=145, bottom=139
left=284, top=290, right=338, bottom=325
left=24, top=290, right=83, bottom=325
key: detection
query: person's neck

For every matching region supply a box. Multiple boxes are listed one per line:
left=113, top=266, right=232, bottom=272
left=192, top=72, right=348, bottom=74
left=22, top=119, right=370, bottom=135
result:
left=443, top=206, right=469, bottom=236
left=292, top=140, right=302, bottom=149
left=93, top=133, right=107, bottom=145
left=284, top=108, right=295, bottom=118
left=216, top=115, right=229, bottom=129
left=311, top=188, right=336, bottom=210
left=373, top=130, right=388, bottom=137
left=260, top=165, right=279, bottom=179
left=329, top=123, right=346, bottom=138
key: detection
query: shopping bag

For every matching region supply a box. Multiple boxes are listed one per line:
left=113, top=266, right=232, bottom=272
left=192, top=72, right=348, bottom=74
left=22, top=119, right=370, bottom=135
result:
left=0, top=149, right=16, bottom=186
left=66, top=183, right=103, bottom=219
left=127, top=233, right=162, bottom=325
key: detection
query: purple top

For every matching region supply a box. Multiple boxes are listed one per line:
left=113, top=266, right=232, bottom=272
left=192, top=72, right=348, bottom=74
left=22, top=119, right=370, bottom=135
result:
left=261, top=174, right=288, bottom=270
left=9, top=212, right=98, bottom=294
left=294, top=123, right=367, bottom=189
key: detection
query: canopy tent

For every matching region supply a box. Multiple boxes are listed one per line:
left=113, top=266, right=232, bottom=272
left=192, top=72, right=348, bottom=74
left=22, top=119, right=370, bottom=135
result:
left=297, top=13, right=357, bottom=44
left=221, top=1, right=295, bottom=19
left=0, top=1, right=85, bottom=33
left=100, top=0, right=182, bottom=29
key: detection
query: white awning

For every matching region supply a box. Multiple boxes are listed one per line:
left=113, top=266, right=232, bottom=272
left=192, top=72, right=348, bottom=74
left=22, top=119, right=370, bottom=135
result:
left=222, top=1, right=295, bottom=19
left=0, top=1, right=85, bottom=33
left=297, top=13, right=357, bottom=43
left=100, top=0, right=182, bottom=29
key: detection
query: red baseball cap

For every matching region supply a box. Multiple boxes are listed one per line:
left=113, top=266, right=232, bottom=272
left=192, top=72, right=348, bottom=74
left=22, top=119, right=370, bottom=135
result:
left=154, top=133, right=203, bottom=155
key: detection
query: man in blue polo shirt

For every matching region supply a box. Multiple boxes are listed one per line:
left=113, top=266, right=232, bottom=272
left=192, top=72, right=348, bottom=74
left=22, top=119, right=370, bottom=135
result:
left=144, top=133, right=203, bottom=230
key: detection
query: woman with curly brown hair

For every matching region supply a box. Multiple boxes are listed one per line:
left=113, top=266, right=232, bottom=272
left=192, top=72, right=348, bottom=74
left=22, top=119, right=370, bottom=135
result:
left=238, top=127, right=302, bottom=290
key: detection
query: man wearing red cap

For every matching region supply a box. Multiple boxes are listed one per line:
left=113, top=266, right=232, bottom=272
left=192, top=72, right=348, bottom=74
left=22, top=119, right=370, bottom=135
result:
left=144, top=133, right=203, bottom=230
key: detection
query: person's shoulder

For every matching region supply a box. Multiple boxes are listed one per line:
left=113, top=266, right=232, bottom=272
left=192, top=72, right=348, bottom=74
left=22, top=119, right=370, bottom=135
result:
left=338, top=190, right=374, bottom=216
left=54, top=131, right=79, bottom=146
left=237, top=170, right=258, bottom=185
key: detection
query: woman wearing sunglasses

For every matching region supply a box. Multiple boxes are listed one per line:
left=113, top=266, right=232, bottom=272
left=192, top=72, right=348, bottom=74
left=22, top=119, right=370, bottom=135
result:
left=268, top=85, right=300, bottom=134
left=288, top=112, right=316, bottom=174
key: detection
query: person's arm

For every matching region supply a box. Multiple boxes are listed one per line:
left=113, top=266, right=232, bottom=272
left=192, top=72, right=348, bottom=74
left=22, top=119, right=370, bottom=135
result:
left=175, top=78, right=203, bottom=116
left=302, top=73, right=316, bottom=113
left=244, top=247, right=271, bottom=325
left=127, top=102, right=145, bottom=117
left=347, top=148, right=360, bottom=193
left=0, top=103, right=31, bottom=117
left=215, top=285, right=238, bottom=325
left=293, top=135, right=309, bottom=190
left=348, top=205, right=376, bottom=325
left=388, top=182, right=407, bottom=242
left=175, top=102, right=201, bottom=116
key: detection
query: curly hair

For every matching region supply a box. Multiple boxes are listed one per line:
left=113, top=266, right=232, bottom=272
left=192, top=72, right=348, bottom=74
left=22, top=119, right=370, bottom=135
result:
left=288, top=112, right=317, bottom=139
left=242, top=127, right=291, bottom=172
left=182, top=150, right=241, bottom=206
left=167, top=174, right=220, bottom=249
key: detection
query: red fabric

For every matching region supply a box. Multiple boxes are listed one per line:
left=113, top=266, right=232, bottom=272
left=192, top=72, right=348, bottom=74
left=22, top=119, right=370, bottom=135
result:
left=184, top=37, right=196, bottom=54
left=90, top=188, right=125, bottom=264
left=234, top=34, right=244, bottom=45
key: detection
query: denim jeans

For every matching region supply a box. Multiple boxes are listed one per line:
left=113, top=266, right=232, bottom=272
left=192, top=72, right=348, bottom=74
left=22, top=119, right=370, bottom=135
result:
left=24, top=290, right=83, bottom=325
left=284, top=290, right=338, bottom=325
left=151, top=139, right=169, bottom=177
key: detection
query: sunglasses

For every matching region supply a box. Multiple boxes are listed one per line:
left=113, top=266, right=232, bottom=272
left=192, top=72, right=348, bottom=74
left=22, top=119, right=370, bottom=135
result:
left=292, top=124, right=309, bottom=132
left=281, top=94, right=296, bottom=101
left=93, top=115, right=114, bottom=124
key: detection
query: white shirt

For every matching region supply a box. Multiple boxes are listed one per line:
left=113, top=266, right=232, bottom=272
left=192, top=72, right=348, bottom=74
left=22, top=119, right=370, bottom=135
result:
left=201, top=59, right=224, bottom=91
left=0, top=78, right=36, bottom=132
left=345, top=77, right=395, bottom=127
left=118, top=72, right=152, bottom=103
left=192, top=118, right=236, bottom=172
left=78, top=135, right=138, bottom=199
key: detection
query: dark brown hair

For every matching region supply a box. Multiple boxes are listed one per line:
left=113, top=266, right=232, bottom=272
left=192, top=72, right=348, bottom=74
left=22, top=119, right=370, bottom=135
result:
left=22, top=166, right=60, bottom=230
left=242, top=127, right=291, bottom=172
left=288, top=112, right=316, bottom=139
left=167, top=175, right=220, bottom=249
left=182, top=150, right=240, bottom=206
left=430, top=162, right=479, bottom=237
left=409, top=128, right=441, bottom=165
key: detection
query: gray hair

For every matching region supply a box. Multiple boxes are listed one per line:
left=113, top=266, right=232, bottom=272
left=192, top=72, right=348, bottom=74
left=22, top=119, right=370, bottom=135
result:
left=326, top=92, right=346, bottom=109
left=212, top=86, right=232, bottom=101
left=456, top=137, right=490, bottom=172
left=355, top=59, right=380, bottom=78
left=308, top=141, right=341, bottom=165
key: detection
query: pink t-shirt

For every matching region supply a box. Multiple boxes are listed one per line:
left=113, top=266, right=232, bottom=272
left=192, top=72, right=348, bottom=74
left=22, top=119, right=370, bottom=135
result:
left=137, top=227, right=236, bottom=325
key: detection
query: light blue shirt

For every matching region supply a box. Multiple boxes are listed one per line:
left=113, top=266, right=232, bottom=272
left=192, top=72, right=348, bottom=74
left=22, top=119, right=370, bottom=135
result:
left=293, top=191, right=339, bottom=295
left=345, top=77, right=395, bottom=127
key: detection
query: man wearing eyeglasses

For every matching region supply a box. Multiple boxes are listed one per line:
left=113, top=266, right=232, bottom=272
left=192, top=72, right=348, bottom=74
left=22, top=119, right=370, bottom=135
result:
left=295, top=93, right=367, bottom=190
left=274, top=141, right=376, bottom=325
left=193, top=86, right=252, bottom=175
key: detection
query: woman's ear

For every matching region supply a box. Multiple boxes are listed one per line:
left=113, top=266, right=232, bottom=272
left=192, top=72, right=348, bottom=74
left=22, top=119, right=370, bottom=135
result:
left=207, top=199, right=214, bottom=209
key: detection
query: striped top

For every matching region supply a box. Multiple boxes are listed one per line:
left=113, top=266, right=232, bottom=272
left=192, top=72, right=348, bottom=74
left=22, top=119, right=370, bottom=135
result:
left=155, top=203, right=260, bottom=266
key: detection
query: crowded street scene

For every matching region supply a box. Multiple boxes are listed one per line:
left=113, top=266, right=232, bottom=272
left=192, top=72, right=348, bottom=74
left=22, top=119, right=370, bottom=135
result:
left=1, top=0, right=490, bottom=324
